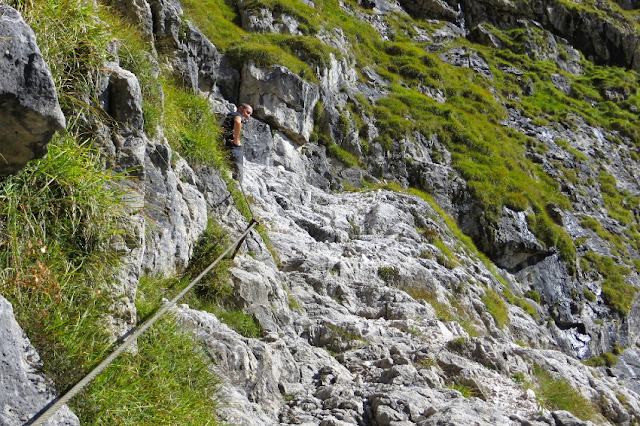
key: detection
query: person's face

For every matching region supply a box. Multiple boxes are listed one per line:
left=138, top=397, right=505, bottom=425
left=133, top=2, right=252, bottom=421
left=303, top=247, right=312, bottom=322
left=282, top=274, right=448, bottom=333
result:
left=241, top=106, right=253, bottom=119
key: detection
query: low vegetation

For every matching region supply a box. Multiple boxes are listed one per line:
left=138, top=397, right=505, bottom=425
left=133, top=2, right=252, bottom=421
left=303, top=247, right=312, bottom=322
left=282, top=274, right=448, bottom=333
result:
left=2, top=0, right=235, bottom=421
left=482, top=288, right=510, bottom=329
left=582, top=252, right=637, bottom=316
left=532, top=364, right=600, bottom=422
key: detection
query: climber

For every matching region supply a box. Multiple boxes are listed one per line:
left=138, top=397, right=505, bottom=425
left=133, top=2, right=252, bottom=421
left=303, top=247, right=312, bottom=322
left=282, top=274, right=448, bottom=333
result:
left=221, top=103, right=253, bottom=183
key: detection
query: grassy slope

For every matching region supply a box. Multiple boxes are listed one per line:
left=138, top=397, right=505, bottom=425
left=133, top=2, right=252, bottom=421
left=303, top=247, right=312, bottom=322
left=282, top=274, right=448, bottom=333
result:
left=0, top=0, right=638, bottom=423
left=181, top=0, right=638, bottom=304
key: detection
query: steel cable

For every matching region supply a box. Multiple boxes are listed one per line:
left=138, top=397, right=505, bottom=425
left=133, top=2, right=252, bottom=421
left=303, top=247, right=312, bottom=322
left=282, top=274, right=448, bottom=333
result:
left=28, top=218, right=258, bottom=426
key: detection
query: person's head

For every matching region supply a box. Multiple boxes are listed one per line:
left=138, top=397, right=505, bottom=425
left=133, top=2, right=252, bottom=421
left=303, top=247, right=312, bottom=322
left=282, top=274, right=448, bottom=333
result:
left=239, top=103, right=253, bottom=120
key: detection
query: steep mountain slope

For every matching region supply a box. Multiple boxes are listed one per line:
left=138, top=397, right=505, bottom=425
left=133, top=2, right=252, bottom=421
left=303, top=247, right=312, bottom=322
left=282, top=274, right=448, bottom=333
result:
left=1, top=0, right=640, bottom=424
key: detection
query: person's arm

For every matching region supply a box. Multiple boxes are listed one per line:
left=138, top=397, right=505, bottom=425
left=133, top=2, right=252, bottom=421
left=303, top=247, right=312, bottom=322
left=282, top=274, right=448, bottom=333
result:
left=233, top=115, right=243, bottom=146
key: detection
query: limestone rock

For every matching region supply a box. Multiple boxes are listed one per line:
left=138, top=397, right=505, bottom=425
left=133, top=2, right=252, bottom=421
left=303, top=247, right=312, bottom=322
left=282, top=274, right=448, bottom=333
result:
left=142, top=143, right=208, bottom=274
left=98, top=61, right=145, bottom=134
left=0, top=5, right=65, bottom=176
left=240, top=61, right=319, bottom=144
left=0, top=296, right=79, bottom=426
left=149, top=0, right=220, bottom=92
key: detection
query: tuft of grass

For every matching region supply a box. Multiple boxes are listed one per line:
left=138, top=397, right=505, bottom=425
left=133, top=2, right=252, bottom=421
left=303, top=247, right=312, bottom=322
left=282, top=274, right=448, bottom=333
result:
left=584, top=288, right=597, bottom=302
left=288, top=293, right=303, bottom=311
left=0, top=131, right=127, bottom=400
left=482, top=289, right=510, bottom=329
left=162, top=79, right=227, bottom=168
left=525, top=289, right=541, bottom=304
left=378, top=265, right=400, bottom=285
left=446, top=376, right=483, bottom=399
left=215, top=308, right=263, bottom=338
left=533, top=364, right=599, bottom=422
left=326, top=143, right=361, bottom=168
left=75, top=315, right=222, bottom=425
left=584, top=352, right=618, bottom=367
left=324, top=323, right=368, bottom=353
left=432, top=237, right=459, bottom=269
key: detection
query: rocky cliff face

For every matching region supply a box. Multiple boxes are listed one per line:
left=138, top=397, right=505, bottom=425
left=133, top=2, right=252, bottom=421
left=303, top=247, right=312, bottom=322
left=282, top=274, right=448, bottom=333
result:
left=2, top=0, right=640, bottom=424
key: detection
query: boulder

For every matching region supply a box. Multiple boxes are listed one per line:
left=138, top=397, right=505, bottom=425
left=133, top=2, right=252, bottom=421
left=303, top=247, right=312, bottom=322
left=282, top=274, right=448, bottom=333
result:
left=240, top=61, right=319, bottom=144
left=0, top=296, right=79, bottom=426
left=0, top=5, right=65, bottom=177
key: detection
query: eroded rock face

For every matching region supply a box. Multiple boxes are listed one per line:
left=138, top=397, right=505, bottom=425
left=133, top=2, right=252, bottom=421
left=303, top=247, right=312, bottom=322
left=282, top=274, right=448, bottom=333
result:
left=142, top=144, right=208, bottom=274
left=0, top=5, right=66, bottom=177
left=0, top=296, right=79, bottom=426
left=149, top=0, right=220, bottom=93
left=453, top=0, right=640, bottom=72
left=240, top=61, right=319, bottom=144
left=171, top=139, right=640, bottom=425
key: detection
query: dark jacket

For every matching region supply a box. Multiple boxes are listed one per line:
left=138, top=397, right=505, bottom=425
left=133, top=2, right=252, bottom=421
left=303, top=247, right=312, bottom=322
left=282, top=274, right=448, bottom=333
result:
left=221, top=111, right=243, bottom=147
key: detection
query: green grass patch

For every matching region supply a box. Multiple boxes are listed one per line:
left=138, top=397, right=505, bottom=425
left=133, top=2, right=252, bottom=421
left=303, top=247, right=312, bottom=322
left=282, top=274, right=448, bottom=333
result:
left=162, top=79, right=228, bottom=168
left=432, top=238, right=459, bottom=269
left=326, top=143, right=361, bottom=168
left=482, top=289, right=510, bottom=329
left=583, top=252, right=637, bottom=316
left=584, top=352, right=618, bottom=367
left=533, top=364, right=599, bottom=422
left=75, top=315, right=221, bottom=424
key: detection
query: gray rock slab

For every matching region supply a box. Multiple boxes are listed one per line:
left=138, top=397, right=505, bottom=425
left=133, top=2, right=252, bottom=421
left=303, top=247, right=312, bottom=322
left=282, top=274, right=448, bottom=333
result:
left=0, top=296, right=79, bottom=426
left=0, top=5, right=65, bottom=176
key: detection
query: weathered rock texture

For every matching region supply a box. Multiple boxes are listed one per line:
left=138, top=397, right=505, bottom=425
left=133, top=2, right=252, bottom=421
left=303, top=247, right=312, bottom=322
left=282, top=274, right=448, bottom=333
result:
left=171, top=139, right=640, bottom=424
left=240, top=61, right=320, bottom=144
left=0, top=5, right=65, bottom=177
left=0, top=296, right=79, bottom=426
left=3, top=0, right=640, bottom=423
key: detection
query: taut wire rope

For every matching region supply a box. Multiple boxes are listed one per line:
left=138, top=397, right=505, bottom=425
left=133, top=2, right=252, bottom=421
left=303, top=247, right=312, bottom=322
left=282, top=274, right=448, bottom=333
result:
left=28, top=217, right=258, bottom=426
